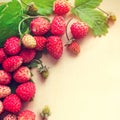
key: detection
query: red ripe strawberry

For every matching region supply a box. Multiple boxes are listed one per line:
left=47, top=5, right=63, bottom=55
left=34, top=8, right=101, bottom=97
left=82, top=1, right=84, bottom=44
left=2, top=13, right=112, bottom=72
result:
left=16, top=82, right=36, bottom=101
left=67, top=41, right=80, bottom=55
left=0, top=48, right=7, bottom=64
left=18, top=110, right=36, bottom=120
left=51, top=16, right=66, bottom=36
left=4, top=36, right=21, bottom=55
left=19, top=48, right=36, bottom=63
left=46, top=36, right=63, bottom=59
left=2, top=56, right=23, bottom=72
left=0, top=70, right=12, bottom=85
left=30, top=16, right=50, bottom=35
left=70, top=21, right=89, bottom=39
left=0, top=85, right=11, bottom=99
left=34, top=36, right=47, bottom=51
left=22, top=34, right=36, bottom=49
left=13, top=66, right=31, bottom=83
left=0, top=100, right=4, bottom=114
left=3, top=113, right=17, bottom=120
left=3, top=94, right=22, bottom=113
left=53, top=0, right=70, bottom=15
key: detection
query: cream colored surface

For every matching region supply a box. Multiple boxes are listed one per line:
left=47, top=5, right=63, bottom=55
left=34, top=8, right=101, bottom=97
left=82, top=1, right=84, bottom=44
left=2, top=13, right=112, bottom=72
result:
left=17, top=0, right=120, bottom=120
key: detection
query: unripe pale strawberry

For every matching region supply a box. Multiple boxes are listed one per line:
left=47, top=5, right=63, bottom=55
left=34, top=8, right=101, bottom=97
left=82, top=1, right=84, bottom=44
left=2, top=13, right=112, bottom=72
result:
left=0, top=48, right=7, bottom=64
left=16, top=82, right=36, bottom=101
left=22, top=34, right=36, bottom=49
left=4, top=36, right=21, bottom=55
left=70, top=21, right=89, bottom=39
left=0, top=85, right=11, bottom=99
left=13, top=66, right=31, bottom=83
left=51, top=16, right=66, bottom=36
left=0, top=70, right=12, bottom=85
left=0, top=100, right=4, bottom=114
left=3, top=94, right=22, bottom=113
left=18, top=110, right=36, bottom=120
left=53, top=0, right=70, bottom=15
left=46, top=36, right=63, bottom=59
left=19, top=48, right=36, bottom=63
left=30, top=16, right=50, bottom=35
left=34, top=36, right=47, bottom=51
left=2, top=56, right=23, bottom=72
left=3, top=113, right=17, bottom=120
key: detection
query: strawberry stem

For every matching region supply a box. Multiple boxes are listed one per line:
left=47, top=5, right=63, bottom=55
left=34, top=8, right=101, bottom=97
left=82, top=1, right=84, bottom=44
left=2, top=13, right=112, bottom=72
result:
left=20, top=0, right=29, bottom=6
left=97, top=7, right=109, bottom=16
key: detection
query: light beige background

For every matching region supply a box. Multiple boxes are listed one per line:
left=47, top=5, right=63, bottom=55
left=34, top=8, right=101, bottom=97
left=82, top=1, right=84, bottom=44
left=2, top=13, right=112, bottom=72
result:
left=2, top=0, right=120, bottom=119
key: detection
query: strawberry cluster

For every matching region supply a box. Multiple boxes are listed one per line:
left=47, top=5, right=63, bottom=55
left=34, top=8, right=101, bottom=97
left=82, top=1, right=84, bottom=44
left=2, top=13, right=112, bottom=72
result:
left=0, top=0, right=90, bottom=119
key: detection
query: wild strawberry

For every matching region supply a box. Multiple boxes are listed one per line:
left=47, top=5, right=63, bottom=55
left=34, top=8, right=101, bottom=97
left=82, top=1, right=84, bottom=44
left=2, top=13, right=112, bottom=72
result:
left=51, top=16, right=66, bottom=36
left=16, top=82, right=36, bottom=101
left=70, top=21, right=89, bottom=39
left=0, top=70, right=12, bottom=85
left=2, top=56, right=23, bottom=72
left=3, top=113, right=17, bottom=120
left=0, top=100, right=4, bottom=114
left=19, top=48, right=36, bottom=63
left=34, top=36, right=47, bottom=51
left=0, top=85, right=11, bottom=99
left=4, top=36, right=21, bottom=55
left=30, top=16, right=51, bottom=35
left=46, top=36, right=63, bottom=59
left=22, top=34, right=36, bottom=49
left=67, top=41, right=80, bottom=55
left=13, top=66, right=31, bottom=83
left=18, top=110, right=36, bottom=120
left=53, top=0, right=70, bottom=15
left=0, top=48, right=7, bottom=64
left=3, top=94, right=22, bottom=113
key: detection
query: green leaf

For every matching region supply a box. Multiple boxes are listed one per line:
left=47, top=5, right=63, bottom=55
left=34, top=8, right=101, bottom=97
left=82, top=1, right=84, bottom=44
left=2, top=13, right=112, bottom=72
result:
left=0, top=0, right=23, bottom=47
left=23, top=0, right=55, bottom=15
left=72, top=7, right=108, bottom=36
left=75, top=0, right=102, bottom=8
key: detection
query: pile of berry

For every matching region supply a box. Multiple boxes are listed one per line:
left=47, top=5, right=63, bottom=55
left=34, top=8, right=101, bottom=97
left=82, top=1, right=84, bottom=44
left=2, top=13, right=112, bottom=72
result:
left=0, top=0, right=116, bottom=119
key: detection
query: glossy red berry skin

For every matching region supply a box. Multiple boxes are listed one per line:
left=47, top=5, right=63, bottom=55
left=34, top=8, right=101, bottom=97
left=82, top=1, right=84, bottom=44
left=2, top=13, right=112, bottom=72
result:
left=2, top=56, right=23, bottom=72
left=3, top=94, right=22, bottom=113
left=0, top=48, right=7, bottom=64
left=46, top=36, right=63, bottom=59
left=0, top=100, right=4, bottom=114
left=70, top=21, right=89, bottom=39
left=51, top=16, right=66, bottom=36
left=16, top=82, right=36, bottom=101
left=53, top=0, right=70, bottom=15
left=34, top=36, right=47, bottom=51
left=4, top=36, right=21, bottom=55
left=30, top=16, right=50, bottom=35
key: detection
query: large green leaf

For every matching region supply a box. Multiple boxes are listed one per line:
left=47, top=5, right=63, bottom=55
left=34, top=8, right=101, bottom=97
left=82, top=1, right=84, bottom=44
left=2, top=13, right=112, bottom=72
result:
left=72, top=7, right=108, bottom=36
left=23, top=0, right=55, bottom=15
left=0, top=0, right=23, bottom=47
left=75, top=0, right=102, bottom=8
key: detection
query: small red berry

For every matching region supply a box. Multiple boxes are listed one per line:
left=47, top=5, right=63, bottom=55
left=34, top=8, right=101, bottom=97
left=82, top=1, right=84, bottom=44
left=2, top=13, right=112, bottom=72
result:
left=2, top=56, right=23, bottom=72
left=67, top=41, right=80, bottom=55
left=4, top=36, right=21, bottom=55
left=34, top=36, right=47, bottom=51
left=3, top=113, right=17, bottom=120
left=0, top=85, right=11, bottom=99
left=19, top=48, right=36, bottom=63
left=3, top=94, right=22, bottom=113
left=0, top=70, right=12, bottom=85
left=70, top=21, right=89, bottom=39
left=30, top=16, right=50, bottom=35
left=18, top=110, right=36, bottom=120
left=16, top=82, right=36, bottom=101
left=13, top=66, right=31, bottom=83
left=53, top=0, right=70, bottom=15
left=22, top=34, right=36, bottom=49
left=0, top=48, right=7, bottom=64
left=46, top=36, right=63, bottom=59
left=51, top=16, right=66, bottom=36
